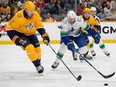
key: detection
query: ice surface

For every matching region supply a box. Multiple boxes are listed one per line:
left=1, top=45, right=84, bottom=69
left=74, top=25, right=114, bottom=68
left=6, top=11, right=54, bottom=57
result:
left=0, top=44, right=116, bottom=87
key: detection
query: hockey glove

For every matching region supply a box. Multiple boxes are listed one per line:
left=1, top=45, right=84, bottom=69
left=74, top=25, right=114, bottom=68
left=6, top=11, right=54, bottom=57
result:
left=93, top=32, right=100, bottom=44
left=42, top=33, right=50, bottom=45
left=87, top=28, right=100, bottom=44
left=15, top=38, right=27, bottom=46
left=67, top=42, right=77, bottom=52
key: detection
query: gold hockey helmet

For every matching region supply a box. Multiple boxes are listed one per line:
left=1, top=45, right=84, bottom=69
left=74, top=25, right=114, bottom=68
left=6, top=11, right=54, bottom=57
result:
left=83, top=8, right=91, bottom=13
left=24, top=1, right=35, bottom=10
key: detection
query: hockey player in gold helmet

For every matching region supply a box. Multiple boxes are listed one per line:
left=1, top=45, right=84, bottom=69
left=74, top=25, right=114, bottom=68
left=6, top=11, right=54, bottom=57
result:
left=81, top=7, right=110, bottom=57
left=6, top=1, right=50, bottom=74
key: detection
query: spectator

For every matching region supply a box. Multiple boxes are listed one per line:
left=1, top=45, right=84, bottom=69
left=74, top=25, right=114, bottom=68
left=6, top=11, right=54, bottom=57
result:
left=96, top=2, right=105, bottom=19
left=13, top=2, right=19, bottom=15
left=55, top=0, right=65, bottom=14
left=35, top=0, right=46, bottom=9
left=77, top=3, right=85, bottom=15
left=0, top=1, right=11, bottom=21
left=45, top=12, right=54, bottom=22
left=104, top=2, right=112, bottom=17
left=91, top=0, right=99, bottom=7
left=17, top=0, right=24, bottom=10
left=0, top=1, right=2, bottom=8
left=45, top=0, right=57, bottom=14
left=36, top=5, right=41, bottom=14
left=102, top=0, right=107, bottom=8
left=110, top=0, right=116, bottom=10
left=57, top=14, right=63, bottom=21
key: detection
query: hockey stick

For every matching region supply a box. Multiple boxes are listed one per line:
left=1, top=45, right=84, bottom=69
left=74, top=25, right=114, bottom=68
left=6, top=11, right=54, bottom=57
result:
left=54, top=18, right=115, bottom=79
left=79, top=54, right=115, bottom=79
left=48, top=44, right=82, bottom=81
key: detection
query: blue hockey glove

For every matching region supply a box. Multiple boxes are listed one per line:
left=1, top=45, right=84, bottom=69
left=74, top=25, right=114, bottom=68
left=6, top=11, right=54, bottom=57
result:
left=86, top=28, right=100, bottom=44
left=93, top=32, right=100, bottom=44
left=67, top=42, right=77, bottom=52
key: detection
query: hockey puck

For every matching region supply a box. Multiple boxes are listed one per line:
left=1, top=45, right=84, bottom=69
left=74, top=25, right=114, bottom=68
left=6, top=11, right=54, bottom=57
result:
left=104, top=83, right=108, bottom=86
left=77, top=75, right=82, bottom=81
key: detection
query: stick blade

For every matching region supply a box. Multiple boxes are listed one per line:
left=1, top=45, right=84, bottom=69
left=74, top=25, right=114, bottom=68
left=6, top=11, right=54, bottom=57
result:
left=103, top=72, right=115, bottom=79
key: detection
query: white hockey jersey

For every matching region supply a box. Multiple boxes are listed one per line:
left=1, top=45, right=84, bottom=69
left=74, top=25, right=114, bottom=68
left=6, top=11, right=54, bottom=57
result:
left=94, top=15, right=100, bottom=23
left=60, top=16, right=89, bottom=37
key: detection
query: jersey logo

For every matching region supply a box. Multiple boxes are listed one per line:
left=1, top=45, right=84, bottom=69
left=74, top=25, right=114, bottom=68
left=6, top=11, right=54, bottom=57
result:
left=24, top=22, right=35, bottom=30
left=71, top=27, right=74, bottom=31
left=58, top=25, right=63, bottom=29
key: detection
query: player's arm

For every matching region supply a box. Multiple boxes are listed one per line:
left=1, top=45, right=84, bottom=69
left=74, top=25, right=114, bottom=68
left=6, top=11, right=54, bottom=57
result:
left=60, top=20, right=71, bottom=45
left=6, top=16, right=26, bottom=46
left=7, top=29, right=26, bottom=45
left=37, top=28, right=50, bottom=44
left=83, top=23, right=100, bottom=44
left=60, top=22, right=76, bottom=52
left=35, top=12, right=50, bottom=44
left=93, top=19, right=101, bottom=31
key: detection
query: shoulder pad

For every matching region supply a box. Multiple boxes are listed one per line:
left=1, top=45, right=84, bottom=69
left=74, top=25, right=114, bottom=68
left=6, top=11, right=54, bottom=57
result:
left=76, top=16, right=82, bottom=22
left=62, top=18, right=67, bottom=24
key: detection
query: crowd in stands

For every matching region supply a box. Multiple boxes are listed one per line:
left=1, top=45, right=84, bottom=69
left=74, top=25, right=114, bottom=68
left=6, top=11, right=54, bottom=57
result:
left=0, top=0, right=116, bottom=22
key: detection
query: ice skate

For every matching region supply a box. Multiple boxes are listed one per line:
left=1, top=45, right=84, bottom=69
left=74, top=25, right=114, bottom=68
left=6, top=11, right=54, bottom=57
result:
left=72, top=51, right=78, bottom=61
left=79, top=54, right=93, bottom=60
left=91, top=50, right=96, bottom=56
left=51, top=61, right=59, bottom=69
left=79, top=55, right=84, bottom=60
left=85, top=54, right=93, bottom=59
left=36, top=65, right=44, bottom=74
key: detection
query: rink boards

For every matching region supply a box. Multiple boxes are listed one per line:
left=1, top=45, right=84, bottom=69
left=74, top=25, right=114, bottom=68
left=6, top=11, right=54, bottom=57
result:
left=0, top=22, right=116, bottom=44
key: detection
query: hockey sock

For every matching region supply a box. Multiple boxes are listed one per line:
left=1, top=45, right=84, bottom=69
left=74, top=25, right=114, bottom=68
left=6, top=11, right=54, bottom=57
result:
left=25, top=44, right=38, bottom=61
left=32, top=59, right=41, bottom=67
left=57, top=52, right=64, bottom=59
left=99, top=44, right=107, bottom=52
left=90, top=43, right=94, bottom=51
left=35, top=46, right=41, bottom=60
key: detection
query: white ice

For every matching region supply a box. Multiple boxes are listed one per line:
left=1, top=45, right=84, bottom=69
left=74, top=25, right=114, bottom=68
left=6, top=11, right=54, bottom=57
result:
left=0, top=44, right=116, bottom=87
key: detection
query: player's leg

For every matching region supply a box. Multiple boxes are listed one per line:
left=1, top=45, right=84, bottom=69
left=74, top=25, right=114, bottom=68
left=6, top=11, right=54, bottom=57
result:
left=98, top=40, right=110, bottom=56
left=88, top=36, right=96, bottom=57
left=51, top=42, right=67, bottom=69
left=82, top=32, right=96, bottom=57
left=74, top=34, right=93, bottom=60
left=72, top=49, right=78, bottom=61
left=28, top=35, right=44, bottom=73
left=92, top=32, right=110, bottom=56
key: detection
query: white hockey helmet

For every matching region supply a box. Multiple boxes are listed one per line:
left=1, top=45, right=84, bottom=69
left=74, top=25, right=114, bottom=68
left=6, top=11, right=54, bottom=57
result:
left=90, top=7, right=96, bottom=12
left=67, top=10, right=76, bottom=20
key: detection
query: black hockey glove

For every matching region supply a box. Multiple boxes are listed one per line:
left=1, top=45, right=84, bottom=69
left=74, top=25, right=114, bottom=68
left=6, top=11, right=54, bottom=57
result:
left=42, top=33, right=50, bottom=45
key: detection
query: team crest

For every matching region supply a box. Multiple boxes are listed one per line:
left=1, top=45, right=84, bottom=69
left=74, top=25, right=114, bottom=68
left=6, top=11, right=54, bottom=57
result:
left=24, top=22, right=35, bottom=30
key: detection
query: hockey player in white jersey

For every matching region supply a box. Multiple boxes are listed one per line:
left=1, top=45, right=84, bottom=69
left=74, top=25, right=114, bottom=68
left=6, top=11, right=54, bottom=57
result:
left=51, top=10, right=100, bottom=69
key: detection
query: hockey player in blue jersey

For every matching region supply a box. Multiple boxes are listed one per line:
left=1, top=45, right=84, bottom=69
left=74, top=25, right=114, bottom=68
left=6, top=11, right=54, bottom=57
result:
left=51, top=10, right=100, bottom=69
